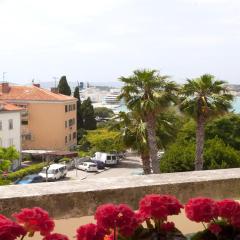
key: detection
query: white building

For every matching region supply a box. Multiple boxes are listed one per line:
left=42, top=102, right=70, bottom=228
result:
left=0, top=101, right=22, bottom=169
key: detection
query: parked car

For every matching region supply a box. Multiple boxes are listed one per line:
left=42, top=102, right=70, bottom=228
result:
left=91, top=152, right=119, bottom=165
left=15, top=174, right=44, bottom=185
left=77, top=162, right=98, bottom=172
left=39, top=164, right=67, bottom=181
left=91, top=160, right=105, bottom=169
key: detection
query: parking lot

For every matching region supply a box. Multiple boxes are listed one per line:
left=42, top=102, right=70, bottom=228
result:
left=66, top=153, right=142, bottom=181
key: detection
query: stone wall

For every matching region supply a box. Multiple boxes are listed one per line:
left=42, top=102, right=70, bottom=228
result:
left=1, top=168, right=240, bottom=218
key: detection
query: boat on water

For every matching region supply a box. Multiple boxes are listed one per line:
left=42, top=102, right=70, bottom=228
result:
left=104, top=89, right=121, bottom=105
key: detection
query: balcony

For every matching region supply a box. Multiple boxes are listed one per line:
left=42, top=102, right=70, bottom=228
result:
left=1, top=168, right=240, bottom=239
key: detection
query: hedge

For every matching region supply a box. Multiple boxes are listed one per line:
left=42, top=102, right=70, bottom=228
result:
left=0, top=163, right=45, bottom=184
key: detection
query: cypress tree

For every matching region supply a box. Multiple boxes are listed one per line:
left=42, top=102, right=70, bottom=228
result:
left=73, top=86, right=84, bottom=130
left=58, top=76, right=71, bottom=96
left=81, top=97, right=97, bottom=130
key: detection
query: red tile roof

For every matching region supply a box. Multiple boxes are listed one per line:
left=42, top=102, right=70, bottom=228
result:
left=0, top=101, right=22, bottom=112
left=0, top=84, right=76, bottom=102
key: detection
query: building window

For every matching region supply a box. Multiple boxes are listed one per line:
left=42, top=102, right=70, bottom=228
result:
left=73, top=104, right=76, bottom=110
left=69, top=134, right=71, bottom=141
left=65, top=136, right=67, bottom=144
left=65, top=121, right=67, bottom=128
left=65, top=105, right=68, bottom=112
left=73, top=132, right=76, bottom=139
left=0, top=121, right=2, bottom=131
left=8, top=138, right=14, bottom=146
left=69, top=105, right=72, bottom=111
left=8, top=119, right=13, bottom=130
left=22, top=134, right=32, bottom=141
left=21, top=120, right=28, bottom=125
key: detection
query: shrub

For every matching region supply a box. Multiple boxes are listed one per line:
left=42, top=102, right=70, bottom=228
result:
left=160, top=137, right=240, bottom=173
left=59, top=157, right=72, bottom=163
left=5, top=163, right=45, bottom=182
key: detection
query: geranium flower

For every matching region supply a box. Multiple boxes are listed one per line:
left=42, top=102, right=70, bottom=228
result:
left=0, top=214, right=26, bottom=240
left=185, top=197, right=218, bottom=223
left=208, top=223, right=222, bottom=235
left=95, top=203, right=139, bottom=237
left=161, top=222, right=175, bottom=232
left=217, top=199, right=240, bottom=220
left=76, top=223, right=106, bottom=240
left=139, top=194, right=183, bottom=220
left=43, top=233, right=69, bottom=240
left=13, top=207, right=55, bottom=236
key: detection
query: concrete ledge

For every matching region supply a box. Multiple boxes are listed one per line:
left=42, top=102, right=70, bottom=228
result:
left=1, top=168, right=240, bottom=218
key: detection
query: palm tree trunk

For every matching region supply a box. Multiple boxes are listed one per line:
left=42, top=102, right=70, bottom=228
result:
left=146, top=113, right=160, bottom=174
left=195, top=115, right=205, bottom=170
left=141, top=152, right=151, bottom=174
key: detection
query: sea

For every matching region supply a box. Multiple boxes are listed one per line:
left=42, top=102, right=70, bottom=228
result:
left=114, top=96, right=240, bottom=114
left=233, top=96, right=240, bottom=113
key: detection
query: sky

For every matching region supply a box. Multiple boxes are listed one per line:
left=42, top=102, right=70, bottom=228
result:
left=0, top=0, right=240, bottom=86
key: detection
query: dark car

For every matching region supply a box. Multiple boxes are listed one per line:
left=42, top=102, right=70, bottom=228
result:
left=15, top=174, right=43, bottom=185
left=84, top=160, right=105, bottom=169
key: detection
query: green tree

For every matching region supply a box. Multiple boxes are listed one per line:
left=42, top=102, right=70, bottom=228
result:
left=0, top=146, right=19, bottom=161
left=58, top=76, right=71, bottom=96
left=205, top=114, right=240, bottom=151
left=160, top=137, right=240, bottom=173
left=119, top=69, right=178, bottom=173
left=81, top=97, right=97, bottom=130
left=73, top=86, right=84, bottom=130
left=180, top=74, right=233, bottom=170
left=94, top=107, right=114, bottom=119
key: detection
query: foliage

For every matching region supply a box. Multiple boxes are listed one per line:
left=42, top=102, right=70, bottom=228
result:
left=57, top=76, right=71, bottom=96
left=180, top=74, right=233, bottom=120
left=74, top=86, right=84, bottom=130
left=205, top=114, right=240, bottom=151
left=160, top=137, right=240, bottom=173
left=85, top=128, right=125, bottom=153
left=59, top=157, right=72, bottom=163
left=0, top=160, right=11, bottom=173
left=81, top=97, right=97, bottom=130
left=2, top=163, right=45, bottom=182
left=78, top=136, right=91, bottom=152
left=0, top=146, right=19, bottom=161
left=94, top=107, right=114, bottom=119
left=160, top=141, right=195, bottom=173
left=204, top=137, right=240, bottom=170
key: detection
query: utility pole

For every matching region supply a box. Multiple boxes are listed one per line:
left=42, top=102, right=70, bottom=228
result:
left=53, top=76, right=57, bottom=88
left=2, top=72, right=7, bottom=83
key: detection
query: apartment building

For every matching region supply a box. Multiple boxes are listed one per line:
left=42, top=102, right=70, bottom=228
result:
left=0, top=83, right=77, bottom=150
left=0, top=101, right=22, bottom=150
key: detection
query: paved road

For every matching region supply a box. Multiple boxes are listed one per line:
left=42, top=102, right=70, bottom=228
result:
left=66, top=153, right=142, bottom=181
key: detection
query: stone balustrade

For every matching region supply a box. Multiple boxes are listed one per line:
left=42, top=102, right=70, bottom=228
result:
left=1, top=168, right=240, bottom=218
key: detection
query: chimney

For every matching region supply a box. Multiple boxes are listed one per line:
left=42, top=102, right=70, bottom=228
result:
left=51, top=87, right=59, bottom=94
left=1, top=83, right=10, bottom=93
left=33, top=83, right=40, bottom=88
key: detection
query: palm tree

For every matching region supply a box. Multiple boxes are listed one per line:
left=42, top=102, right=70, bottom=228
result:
left=119, top=69, right=178, bottom=173
left=180, top=74, right=233, bottom=170
left=112, top=111, right=151, bottom=174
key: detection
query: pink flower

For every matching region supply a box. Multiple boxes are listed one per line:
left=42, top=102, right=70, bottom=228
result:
left=13, top=207, right=55, bottom=236
left=185, top=197, right=218, bottom=223
left=42, top=233, right=69, bottom=240
left=217, top=199, right=240, bottom=220
left=0, top=214, right=26, bottom=240
left=95, top=203, right=139, bottom=237
left=139, top=194, right=183, bottom=220
left=208, top=223, right=222, bottom=235
left=76, top=223, right=106, bottom=240
left=95, top=204, right=119, bottom=230
left=161, top=222, right=175, bottom=232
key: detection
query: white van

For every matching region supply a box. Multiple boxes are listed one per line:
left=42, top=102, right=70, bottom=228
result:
left=39, top=164, right=67, bottom=181
left=91, top=152, right=118, bottom=165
